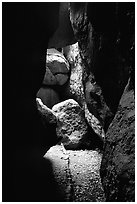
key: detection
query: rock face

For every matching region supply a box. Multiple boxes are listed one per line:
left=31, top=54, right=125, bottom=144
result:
left=52, top=99, right=88, bottom=150
left=62, top=42, right=105, bottom=141
left=44, top=145, right=105, bottom=202
left=100, top=78, right=135, bottom=201
left=68, top=3, right=113, bottom=132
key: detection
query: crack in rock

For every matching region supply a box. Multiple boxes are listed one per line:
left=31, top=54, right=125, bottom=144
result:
left=60, top=143, right=74, bottom=201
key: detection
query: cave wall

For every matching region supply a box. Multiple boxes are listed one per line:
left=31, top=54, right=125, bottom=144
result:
left=100, top=77, right=135, bottom=201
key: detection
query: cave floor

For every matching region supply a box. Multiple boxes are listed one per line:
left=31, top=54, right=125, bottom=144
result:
left=44, top=144, right=106, bottom=202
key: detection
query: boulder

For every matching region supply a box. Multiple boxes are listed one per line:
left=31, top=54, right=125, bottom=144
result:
left=100, top=78, right=135, bottom=201
left=36, top=87, right=60, bottom=108
left=46, top=48, right=70, bottom=75
left=52, top=99, right=88, bottom=150
left=42, top=48, right=70, bottom=86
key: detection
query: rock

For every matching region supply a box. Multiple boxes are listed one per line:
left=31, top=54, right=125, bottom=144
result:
left=44, top=145, right=106, bottom=201
left=100, top=78, right=135, bottom=201
left=36, top=87, right=60, bottom=108
left=63, top=43, right=84, bottom=105
left=52, top=99, right=88, bottom=150
left=36, top=98, right=57, bottom=124
left=46, top=48, right=70, bottom=75
left=85, top=79, right=113, bottom=131
left=69, top=3, right=114, bottom=132
left=43, top=48, right=70, bottom=86
left=62, top=43, right=105, bottom=141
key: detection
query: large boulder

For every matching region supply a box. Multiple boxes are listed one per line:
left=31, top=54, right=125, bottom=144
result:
left=46, top=48, right=69, bottom=75
left=52, top=99, right=89, bottom=150
left=43, top=48, right=70, bottom=86
left=100, top=78, right=135, bottom=201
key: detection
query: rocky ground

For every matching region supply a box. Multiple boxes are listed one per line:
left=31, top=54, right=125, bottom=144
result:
left=44, top=145, right=105, bottom=202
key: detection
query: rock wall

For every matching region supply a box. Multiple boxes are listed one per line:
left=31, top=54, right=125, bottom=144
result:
left=69, top=3, right=114, bottom=131
left=100, top=77, right=135, bottom=201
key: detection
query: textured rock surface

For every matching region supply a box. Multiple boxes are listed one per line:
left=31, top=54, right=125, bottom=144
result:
left=36, top=87, right=60, bottom=109
left=100, top=78, right=135, bottom=201
left=44, top=144, right=106, bottom=202
left=46, top=48, right=70, bottom=75
left=52, top=99, right=88, bottom=150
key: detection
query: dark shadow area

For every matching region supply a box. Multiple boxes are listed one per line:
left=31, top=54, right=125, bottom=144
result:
left=87, top=2, right=134, bottom=113
left=2, top=2, right=61, bottom=201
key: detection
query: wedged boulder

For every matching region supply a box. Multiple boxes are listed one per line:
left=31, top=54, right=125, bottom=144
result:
left=46, top=48, right=70, bottom=75
left=52, top=99, right=88, bottom=150
left=36, top=98, right=57, bottom=124
left=100, top=78, right=135, bottom=201
left=36, top=87, right=60, bottom=108
left=42, top=48, right=70, bottom=86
